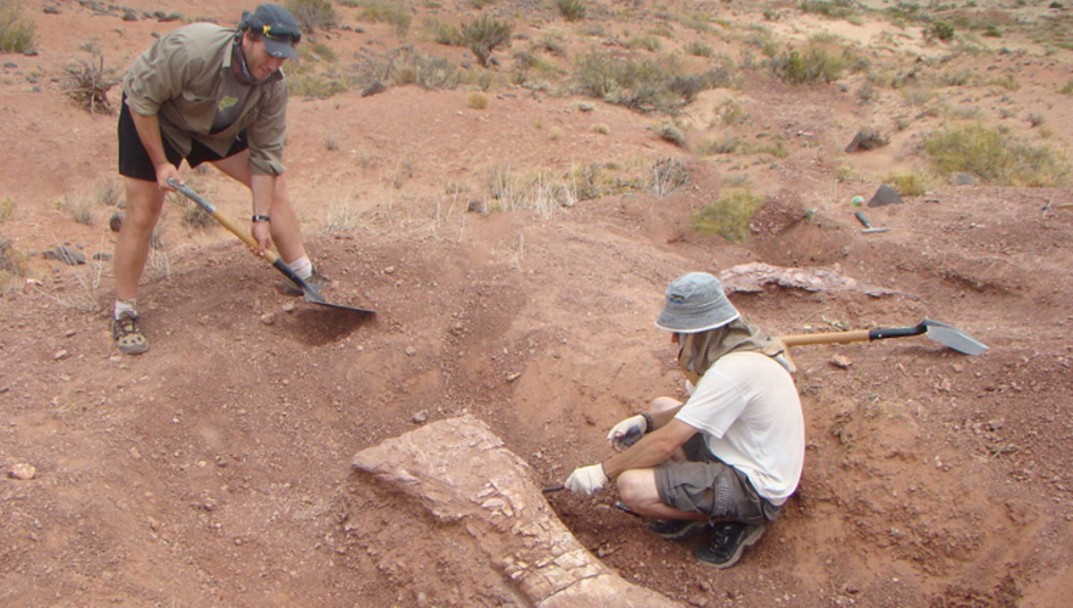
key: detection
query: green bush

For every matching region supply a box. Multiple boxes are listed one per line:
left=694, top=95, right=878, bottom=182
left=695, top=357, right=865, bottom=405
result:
left=0, top=0, right=35, bottom=54
left=352, top=0, right=412, bottom=37
left=690, top=190, right=764, bottom=242
left=286, top=0, right=338, bottom=32
left=556, top=0, right=586, bottom=22
left=574, top=51, right=717, bottom=114
left=685, top=41, right=714, bottom=58
left=770, top=42, right=852, bottom=84
left=927, top=21, right=955, bottom=42
left=461, top=15, right=513, bottom=67
left=925, top=124, right=1068, bottom=187
left=799, top=0, right=857, bottom=19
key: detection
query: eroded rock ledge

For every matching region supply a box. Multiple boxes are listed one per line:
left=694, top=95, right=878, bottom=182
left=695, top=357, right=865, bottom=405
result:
left=351, top=414, right=681, bottom=607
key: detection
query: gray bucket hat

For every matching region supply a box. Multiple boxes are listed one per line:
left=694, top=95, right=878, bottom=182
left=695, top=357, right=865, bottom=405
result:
left=655, top=272, right=740, bottom=333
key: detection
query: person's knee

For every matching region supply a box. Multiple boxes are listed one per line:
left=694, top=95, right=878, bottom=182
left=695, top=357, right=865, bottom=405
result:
left=617, top=469, right=657, bottom=507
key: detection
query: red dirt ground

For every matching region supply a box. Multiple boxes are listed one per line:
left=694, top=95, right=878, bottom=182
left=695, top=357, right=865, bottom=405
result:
left=2, top=1, right=1071, bottom=606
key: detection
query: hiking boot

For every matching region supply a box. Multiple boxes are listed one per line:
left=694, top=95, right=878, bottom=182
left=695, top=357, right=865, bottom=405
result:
left=281, top=268, right=330, bottom=296
left=112, top=311, right=149, bottom=355
left=647, top=518, right=713, bottom=542
left=693, top=522, right=765, bottom=569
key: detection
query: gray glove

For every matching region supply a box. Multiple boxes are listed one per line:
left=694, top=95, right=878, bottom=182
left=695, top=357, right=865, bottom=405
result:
left=606, top=414, right=647, bottom=452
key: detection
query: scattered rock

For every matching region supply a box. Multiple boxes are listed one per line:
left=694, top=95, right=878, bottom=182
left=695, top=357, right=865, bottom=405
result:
left=260, top=312, right=276, bottom=325
left=43, top=246, right=85, bottom=265
left=361, top=80, right=387, bottom=97
left=830, top=354, right=853, bottom=369
left=720, top=262, right=897, bottom=297
left=8, top=463, right=36, bottom=480
left=844, top=129, right=889, bottom=153
left=109, top=211, right=124, bottom=232
left=53, top=349, right=69, bottom=360
left=467, top=199, right=487, bottom=214
left=866, top=184, right=903, bottom=207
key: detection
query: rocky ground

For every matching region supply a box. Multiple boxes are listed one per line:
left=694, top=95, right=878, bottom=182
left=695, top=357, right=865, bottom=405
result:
left=2, top=1, right=1072, bottom=606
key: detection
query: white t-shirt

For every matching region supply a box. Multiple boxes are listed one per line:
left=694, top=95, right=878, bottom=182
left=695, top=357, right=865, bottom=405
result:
left=674, top=351, right=805, bottom=505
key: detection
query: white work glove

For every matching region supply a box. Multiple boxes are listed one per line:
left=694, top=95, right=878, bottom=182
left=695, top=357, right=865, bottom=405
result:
left=564, top=464, right=609, bottom=496
left=606, top=414, right=648, bottom=452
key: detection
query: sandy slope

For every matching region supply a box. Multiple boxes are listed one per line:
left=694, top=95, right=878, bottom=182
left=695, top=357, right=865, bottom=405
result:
left=2, top=1, right=1072, bottom=606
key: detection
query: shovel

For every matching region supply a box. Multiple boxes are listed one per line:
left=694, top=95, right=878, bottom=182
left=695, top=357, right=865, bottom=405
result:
left=169, top=178, right=374, bottom=316
left=778, top=319, right=987, bottom=356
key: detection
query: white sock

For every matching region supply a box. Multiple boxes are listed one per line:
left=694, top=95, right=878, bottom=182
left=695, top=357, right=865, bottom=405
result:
left=287, top=255, right=313, bottom=280
left=115, top=299, right=137, bottom=320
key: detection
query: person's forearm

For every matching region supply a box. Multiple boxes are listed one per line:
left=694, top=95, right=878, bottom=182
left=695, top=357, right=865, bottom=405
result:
left=129, top=111, right=168, bottom=168
left=602, top=428, right=678, bottom=479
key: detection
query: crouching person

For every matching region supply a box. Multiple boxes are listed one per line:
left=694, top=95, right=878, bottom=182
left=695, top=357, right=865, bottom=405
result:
left=564, top=271, right=804, bottom=568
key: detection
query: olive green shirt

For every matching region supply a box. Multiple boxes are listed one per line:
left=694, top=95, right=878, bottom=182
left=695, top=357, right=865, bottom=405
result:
left=122, top=23, right=288, bottom=175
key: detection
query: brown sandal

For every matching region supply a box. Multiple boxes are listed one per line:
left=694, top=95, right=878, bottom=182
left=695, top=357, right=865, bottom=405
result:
left=113, top=311, right=149, bottom=355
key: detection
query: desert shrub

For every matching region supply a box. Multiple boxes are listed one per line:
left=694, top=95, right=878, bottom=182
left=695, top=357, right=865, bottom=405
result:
left=287, top=0, right=338, bottom=31
left=690, top=190, right=764, bottom=242
left=61, top=194, right=94, bottom=226
left=94, top=179, right=122, bottom=207
left=0, top=0, right=35, bottom=53
left=425, top=18, right=462, bottom=45
left=182, top=205, right=215, bottom=229
left=685, top=41, right=714, bottom=58
left=651, top=157, right=690, bottom=196
left=927, top=21, right=955, bottom=42
left=467, top=92, right=488, bottom=109
left=625, top=35, right=662, bottom=52
left=574, top=51, right=715, bottom=114
left=924, top=124, right=1068, bottom=187
left=388, top=49, right=461, bottom=88
left=0, top=195, right=13, bottom=222
left=556, top=0, right=586, bottom=22
left=461, top=15, right=513, bottom=67
left=770, top=42, right=853, bottom=84
left=348, top=0, right=412, bottom=37
left=1059, top=81, right=1073, bottom=95
left=653, top=122, right=686, bottom=147
left=0, top=236, right=25, bottom=285
left=716, top=98, right=745, bottom=125
left=62, top=55, right=118, bottom=114
left=883, top=173, right=928, bottom=197
left=799, top=0, right=857, bottom=19
left=288, top=71, right=347, bottom=98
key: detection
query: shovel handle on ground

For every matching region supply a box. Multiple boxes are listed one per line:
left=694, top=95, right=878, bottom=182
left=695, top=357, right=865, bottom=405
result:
left=778, top=319, right=987, bottom=356
left=780, top=325, right=923, bottom=347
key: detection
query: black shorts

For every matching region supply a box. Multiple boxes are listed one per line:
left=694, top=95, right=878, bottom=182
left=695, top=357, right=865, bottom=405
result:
left=117, top=95, right=249, bottom=180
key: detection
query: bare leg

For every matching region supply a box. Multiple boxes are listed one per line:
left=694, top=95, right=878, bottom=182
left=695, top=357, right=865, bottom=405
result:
left=210, top=152, right=307, bottom=263
left=617, top=468, right=708, bottom=520
left=114, top=177, right=166, bottom=302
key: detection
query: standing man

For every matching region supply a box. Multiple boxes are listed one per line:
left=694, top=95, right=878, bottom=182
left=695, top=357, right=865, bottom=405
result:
left=113, top=4, right=322, bottom=355
left=563, top=272, right=805, bottom=569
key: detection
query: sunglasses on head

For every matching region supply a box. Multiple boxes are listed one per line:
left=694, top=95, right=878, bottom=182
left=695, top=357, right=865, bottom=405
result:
left=261, top=23, right=301, bottom=44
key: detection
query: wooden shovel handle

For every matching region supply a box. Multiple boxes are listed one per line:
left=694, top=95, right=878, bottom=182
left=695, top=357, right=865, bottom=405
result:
left=168, top=179, right=281, bottom=264
left=779, top=330, right=871, bottom=347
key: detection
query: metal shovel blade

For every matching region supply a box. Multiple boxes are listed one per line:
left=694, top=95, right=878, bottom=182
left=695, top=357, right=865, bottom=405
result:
left=922, top=319, right=988, bottom=356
